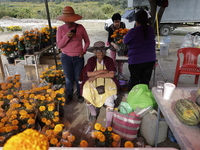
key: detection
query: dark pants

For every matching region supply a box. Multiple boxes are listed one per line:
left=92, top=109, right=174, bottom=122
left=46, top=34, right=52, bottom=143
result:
left=128, top=61, right=155, bottom=89
left=61, top=53, right=84, bottom=96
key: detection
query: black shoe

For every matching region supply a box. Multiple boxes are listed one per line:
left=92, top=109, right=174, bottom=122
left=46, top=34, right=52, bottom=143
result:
left=78, top=95, right=84, bottom=103
left=65, top=95, right=73, bottom=104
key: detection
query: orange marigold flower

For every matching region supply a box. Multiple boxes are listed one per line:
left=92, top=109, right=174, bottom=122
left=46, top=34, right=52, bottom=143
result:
left=11, top=119, right=19, bottom=125
left=53, top=117, right=59, bottom=122
left=112, top=141, right=118, bottom=147
left=46, top=120, right=51, bottom=125
left=100, top=127, right=106, bottom=132
left=54, top=111, right=59, bottom=116
left=80, top=140, right=88, bottom=147
left=99, top=134, right=106, bottom=142
left=62, top=131, right=70, bottom=140
left=7, top=95, right=13, bottom=100
left=39, top=105, right=46, bottom=111
left=40, top=96, right=46, bottom=100
left=68, top=134, right=75, bottom=142
left=5, top=126, right=13, bottom=132
left=107, top=126, right=112, bottom=131
left=124, top=141, right=134, bottom=148
left=48, top=105, right=54, bottom=111
left=12, top=125, right=18, bottom=130
left=50, top=138, right=58, bottom=145
left=113, top=134, right=121, bottom=142
left=19, top=110, right=28, bottom=116
left=94, top=123, right=102, bottom=130
left=62, top=140, right=72, bottom=147
left=54, top=124, right=63, bottom=133
left=42, top=118, right=47, bottom=123
left=1, top=117, right=8, bottom=123
left=28, top=118, right=35, bottom=124
left=91, top=131, right=97, bottom=138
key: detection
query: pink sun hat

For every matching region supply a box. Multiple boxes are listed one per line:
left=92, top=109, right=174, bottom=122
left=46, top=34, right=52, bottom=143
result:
left=56, top=6, right=82, bottom=22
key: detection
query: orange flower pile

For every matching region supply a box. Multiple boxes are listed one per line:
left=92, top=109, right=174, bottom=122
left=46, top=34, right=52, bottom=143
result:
left=3, top=129, right=49, bottom=150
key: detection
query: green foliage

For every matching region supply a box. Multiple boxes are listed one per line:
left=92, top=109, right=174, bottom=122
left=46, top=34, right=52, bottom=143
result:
left=0, top=1, right=127, bottom=19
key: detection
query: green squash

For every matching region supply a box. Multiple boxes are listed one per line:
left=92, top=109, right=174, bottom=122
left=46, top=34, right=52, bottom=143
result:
left=175, top=99, right=200, bottom=126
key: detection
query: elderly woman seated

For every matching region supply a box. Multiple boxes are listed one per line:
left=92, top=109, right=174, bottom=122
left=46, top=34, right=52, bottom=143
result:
left=80, top=41, right=118, bottom=127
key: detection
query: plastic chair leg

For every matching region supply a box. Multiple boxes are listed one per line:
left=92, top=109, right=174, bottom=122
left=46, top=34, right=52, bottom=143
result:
left=195, top=75, right=199, bottom=84
left=174, top=73, right=180, bottom=86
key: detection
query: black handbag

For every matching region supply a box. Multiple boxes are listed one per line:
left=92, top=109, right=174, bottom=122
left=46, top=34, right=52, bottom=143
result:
left=96, top=85, right=105, bottom=95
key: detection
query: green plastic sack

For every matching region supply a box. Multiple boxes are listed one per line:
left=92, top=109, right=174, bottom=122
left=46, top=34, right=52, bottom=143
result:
left=127, top=84, right=157, bottom=110
left=119, top=102, right=133, bottom=114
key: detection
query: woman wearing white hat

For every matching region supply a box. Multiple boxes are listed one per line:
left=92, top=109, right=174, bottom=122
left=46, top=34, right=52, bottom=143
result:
left=56, top=6, right=90, bottom=104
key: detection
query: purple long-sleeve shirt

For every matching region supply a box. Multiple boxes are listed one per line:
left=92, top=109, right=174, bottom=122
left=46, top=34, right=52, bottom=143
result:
left=123, top=25, right=156, bottom=64
left=56, top=23, right=90, bottom=57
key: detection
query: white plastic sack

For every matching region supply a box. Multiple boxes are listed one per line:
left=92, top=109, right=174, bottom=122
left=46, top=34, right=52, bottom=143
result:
left=180, top=32, right=200, bottom=48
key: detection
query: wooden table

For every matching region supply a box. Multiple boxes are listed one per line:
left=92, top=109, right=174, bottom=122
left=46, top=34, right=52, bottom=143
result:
left=115, top=54, right=128, bottom=80
left=115, top=54, right=167, bottom=86
left=152, top=87, right=200, bottom=150
left=2, top=45, right=56, bottom=81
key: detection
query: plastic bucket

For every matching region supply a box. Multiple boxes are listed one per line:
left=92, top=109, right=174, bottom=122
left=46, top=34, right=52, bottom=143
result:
left=160, top=43, right=169, bottom=56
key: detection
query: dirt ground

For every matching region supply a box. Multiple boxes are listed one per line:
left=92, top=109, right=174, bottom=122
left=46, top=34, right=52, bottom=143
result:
left=1, top=18, right=200, bottom=149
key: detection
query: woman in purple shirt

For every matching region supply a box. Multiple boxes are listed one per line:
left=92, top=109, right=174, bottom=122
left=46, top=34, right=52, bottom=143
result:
left=124, top=10, right=156, bottom=89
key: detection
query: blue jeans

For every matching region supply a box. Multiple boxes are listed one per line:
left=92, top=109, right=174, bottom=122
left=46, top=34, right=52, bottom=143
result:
left=61, top=53, right=84, bottom=96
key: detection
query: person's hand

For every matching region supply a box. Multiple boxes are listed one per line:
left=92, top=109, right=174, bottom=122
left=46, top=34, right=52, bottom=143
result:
left=88, top=77, right=96, bottom=82
left=78, top=51, right=85, bottom=58
left=66, top=31, right=75, bottom=38
left=113, top=43, right=119, bottom=50
left=101, top=69, right=109, bottom=74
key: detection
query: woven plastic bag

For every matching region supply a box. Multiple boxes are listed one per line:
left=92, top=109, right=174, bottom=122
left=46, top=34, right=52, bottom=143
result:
left=112, top=105, right=141, bottom=140
left=127, top=84, right=157, bottom=110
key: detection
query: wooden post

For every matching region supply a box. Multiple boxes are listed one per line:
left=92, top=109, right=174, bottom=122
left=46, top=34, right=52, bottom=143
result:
left=0, top=55, right=5, bottom=81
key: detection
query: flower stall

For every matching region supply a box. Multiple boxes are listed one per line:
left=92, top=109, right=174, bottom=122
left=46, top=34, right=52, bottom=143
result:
left=0, top=25, right=58, bottom=64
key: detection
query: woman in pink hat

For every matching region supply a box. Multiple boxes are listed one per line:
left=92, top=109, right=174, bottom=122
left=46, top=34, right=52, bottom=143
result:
left=56, top=6, right=90, bottom=104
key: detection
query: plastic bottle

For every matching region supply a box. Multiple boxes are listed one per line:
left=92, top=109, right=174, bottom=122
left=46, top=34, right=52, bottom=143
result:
left=168, top=129, right=177, bottom=143
left=164, top=35, right=171, bottom=44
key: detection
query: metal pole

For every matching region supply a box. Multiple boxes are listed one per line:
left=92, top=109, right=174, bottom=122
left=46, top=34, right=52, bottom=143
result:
left=44, top=0, right=58, bottom=68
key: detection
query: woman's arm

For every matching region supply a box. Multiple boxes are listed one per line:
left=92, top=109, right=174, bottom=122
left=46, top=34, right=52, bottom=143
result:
left=87, top=70, right=109, bottom=77
left=88, top=71, right=115, bottom=82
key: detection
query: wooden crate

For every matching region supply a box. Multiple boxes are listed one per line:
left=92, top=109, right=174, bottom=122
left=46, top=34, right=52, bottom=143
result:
left=24, top=64, right=49, bottom=80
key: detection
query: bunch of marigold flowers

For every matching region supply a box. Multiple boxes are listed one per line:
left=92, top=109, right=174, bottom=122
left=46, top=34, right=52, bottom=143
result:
left=91, top=123, right=121, bottom=147
left=3, top=128, right=49, bottom=150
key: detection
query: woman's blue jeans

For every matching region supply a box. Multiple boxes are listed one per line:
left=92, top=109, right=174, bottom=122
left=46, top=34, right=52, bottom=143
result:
left=61, top=53, right=84, bottom=96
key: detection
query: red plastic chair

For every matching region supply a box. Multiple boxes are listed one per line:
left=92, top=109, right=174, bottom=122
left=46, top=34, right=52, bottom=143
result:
left=174, top=47, right=200, bottom=86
